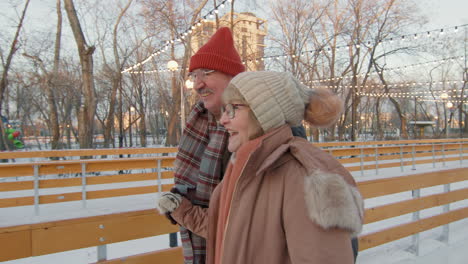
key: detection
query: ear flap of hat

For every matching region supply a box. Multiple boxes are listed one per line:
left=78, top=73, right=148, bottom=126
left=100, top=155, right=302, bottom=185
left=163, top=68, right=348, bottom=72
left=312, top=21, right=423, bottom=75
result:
left=189, top=27, right=245, bottom=76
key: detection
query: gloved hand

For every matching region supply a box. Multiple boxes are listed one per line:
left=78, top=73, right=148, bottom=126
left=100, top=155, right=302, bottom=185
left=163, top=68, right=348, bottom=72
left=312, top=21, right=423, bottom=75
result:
left=157, top=192, right=182, bottom=214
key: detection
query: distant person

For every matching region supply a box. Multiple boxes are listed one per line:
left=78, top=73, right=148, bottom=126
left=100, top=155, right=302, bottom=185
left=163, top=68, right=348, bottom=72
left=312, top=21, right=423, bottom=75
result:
left=159, top=71, right=364, bottom=264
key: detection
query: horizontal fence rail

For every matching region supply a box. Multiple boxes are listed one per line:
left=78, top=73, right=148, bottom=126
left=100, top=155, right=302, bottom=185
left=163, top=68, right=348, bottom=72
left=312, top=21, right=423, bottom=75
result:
left=1, top=168, right=467, bottom=263
left=1, top=139, right=468, bottom=263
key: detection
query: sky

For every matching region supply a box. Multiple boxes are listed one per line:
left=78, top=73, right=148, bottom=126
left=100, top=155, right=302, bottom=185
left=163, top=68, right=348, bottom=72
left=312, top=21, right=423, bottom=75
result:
left=250, top=0, right=468, bottom=30
left=1, top=0, right=467, bottom=64
left=3, top=0, right=468, bottom=36
left=420, top=0, right=468, bottom=28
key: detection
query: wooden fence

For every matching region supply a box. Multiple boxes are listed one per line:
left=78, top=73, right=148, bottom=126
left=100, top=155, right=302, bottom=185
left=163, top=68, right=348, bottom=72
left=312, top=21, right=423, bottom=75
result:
left=1, top=138, right=468, bottom=263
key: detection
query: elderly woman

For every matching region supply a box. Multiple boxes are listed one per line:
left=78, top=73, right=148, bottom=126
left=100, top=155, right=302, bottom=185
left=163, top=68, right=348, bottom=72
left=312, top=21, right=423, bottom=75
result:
left=158, top=71, right=364, bottom=264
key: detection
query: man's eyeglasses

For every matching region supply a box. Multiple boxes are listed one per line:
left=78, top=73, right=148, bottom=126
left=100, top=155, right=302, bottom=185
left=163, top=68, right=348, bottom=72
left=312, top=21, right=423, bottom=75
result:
left=188, top=69, right=216, bottom=83
left=221, top=103, right=249, bottom=119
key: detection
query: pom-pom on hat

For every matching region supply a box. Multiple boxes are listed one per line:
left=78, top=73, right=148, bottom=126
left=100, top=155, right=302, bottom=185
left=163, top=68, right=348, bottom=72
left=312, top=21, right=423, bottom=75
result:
left=228, top=71, right=343, bottom=132
left=189, top=27, right=245, bottom=76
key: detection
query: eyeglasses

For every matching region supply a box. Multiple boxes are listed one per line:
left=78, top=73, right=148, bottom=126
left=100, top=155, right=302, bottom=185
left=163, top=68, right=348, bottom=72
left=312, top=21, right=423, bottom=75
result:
left=221, top=103, right=249, bottom=119
left=188, top=69, right=216, bottom=83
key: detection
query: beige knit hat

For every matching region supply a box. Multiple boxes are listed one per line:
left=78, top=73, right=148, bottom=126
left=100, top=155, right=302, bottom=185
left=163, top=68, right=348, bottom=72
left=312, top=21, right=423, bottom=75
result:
left=229, top=71, right=343, bottom=132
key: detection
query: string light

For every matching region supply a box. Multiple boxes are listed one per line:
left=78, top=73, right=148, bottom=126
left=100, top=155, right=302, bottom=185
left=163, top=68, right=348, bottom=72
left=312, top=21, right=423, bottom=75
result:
left=307, top=56, right=464, bottom=83
left=356, top=85, right=465, bottom=98
left=123, top=23, right=467, bottom=75
left=314, top=80, right=463, bottom=90
left=121, top=0, right=230, bottom=73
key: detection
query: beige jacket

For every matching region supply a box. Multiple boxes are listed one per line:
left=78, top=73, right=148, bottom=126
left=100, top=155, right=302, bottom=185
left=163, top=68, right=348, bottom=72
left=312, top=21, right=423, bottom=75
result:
left=171, top=125, right=364, bottom=264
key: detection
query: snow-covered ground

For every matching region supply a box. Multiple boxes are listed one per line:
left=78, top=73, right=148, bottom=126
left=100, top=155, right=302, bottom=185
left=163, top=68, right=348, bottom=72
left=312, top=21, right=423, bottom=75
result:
left=1, top=159, right=467, bottom=264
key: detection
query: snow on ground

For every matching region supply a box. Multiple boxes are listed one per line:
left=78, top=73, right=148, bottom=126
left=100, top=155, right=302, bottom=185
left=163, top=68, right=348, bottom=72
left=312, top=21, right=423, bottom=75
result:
left=1, top=159, right=468, bottom=263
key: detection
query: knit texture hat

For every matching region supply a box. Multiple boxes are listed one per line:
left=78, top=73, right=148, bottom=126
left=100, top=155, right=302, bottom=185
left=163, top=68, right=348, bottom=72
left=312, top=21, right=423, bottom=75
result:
left=189, top=27, right=245, bottom=76
left=229, top=71, right=343, bottom=132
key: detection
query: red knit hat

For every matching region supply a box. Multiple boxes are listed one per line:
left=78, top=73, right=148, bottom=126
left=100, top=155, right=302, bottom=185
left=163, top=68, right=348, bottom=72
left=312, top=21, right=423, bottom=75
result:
left=189, top=27, right=245, bottom=76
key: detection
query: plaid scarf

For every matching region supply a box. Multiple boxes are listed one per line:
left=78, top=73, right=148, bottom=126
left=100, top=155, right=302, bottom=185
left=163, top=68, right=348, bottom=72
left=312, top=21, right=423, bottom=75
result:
left=174, top=101, right=229, bottom=264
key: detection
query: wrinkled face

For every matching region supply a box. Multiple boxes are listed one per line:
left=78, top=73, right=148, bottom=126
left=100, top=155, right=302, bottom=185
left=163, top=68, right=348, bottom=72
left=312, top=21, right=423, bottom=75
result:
left=190, top=69, right=232, bottom=119
left=219, top=102, right=262, bottom=152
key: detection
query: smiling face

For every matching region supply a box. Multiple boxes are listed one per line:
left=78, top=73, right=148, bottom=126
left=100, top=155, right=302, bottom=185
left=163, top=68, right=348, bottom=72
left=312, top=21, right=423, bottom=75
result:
left=191, top=69, right=233, bottom=119
left=219, top=86, right=263, bottom=153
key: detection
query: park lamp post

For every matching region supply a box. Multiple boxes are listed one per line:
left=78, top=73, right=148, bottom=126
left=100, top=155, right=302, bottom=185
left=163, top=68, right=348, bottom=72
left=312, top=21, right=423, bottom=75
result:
left=129, top=106, right=136, bottom=146
left=167, top=60, right=189, bottom=136
left=446, top=101, right=455, bottom=137
left=440, top=92, right=449, bottom=137
left=360, top=116, right=365, bottom=139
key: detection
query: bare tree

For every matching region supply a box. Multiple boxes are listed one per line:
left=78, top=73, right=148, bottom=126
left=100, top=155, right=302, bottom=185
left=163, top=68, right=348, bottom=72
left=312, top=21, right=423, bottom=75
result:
left=0, top=0, right=30, bottom=151
left=139, top=0, right=208, bottom=146
left=64, top=0, right=96, bottom=149
left=101, top=0, right=134, bottom=148
left=21, top=0, right=63, bottom=150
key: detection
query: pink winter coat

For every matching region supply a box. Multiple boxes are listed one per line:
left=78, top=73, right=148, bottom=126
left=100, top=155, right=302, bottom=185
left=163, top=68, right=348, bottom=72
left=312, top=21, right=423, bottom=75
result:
left=171, top=125, right=364, bottom=264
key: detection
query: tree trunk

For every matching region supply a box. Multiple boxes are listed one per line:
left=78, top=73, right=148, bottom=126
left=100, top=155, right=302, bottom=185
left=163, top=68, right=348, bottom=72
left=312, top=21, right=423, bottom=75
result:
left=64, top=0, right=96, bottom=149
left=139, top=112, right=147, bottom=147
left=104, top=75, right=120, bottom=148
left=103, top=0, right=133, bottom=148
left=375, top=97, right=383, bottom=140
left=0, top=0, right=30, bottom=152
left=48, top=0, right=62, bottom=150
left=166, top=109, right=179, bottom=146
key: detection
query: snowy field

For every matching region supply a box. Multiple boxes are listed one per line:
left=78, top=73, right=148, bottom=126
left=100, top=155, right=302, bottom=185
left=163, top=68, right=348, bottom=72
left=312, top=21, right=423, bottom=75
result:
left=1, top=160, right=468, bottom=264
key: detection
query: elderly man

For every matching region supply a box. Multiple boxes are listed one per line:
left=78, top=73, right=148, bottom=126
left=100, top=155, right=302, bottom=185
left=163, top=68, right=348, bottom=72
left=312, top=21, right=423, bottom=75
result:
left=172, top=27, right=244, bottom=264
left=170, top=27, right=358, bottom=264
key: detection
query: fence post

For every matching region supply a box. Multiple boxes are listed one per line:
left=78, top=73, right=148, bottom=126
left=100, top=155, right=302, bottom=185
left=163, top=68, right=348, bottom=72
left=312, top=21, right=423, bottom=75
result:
left=374, top=145, right=379, bottom=175
left=360, top=147, right=364, bottom=176
left=432, top=142, right=436, bottom=168
left=442, top=142, right=446, bottom=166
left=399, top=146, right=404, bottom=172
left=81, top=163, right=87, bottom=209
left=459, top=141, right=463, bottom=165
left=157, top=159, right=162, bottom=193
left=97, top=224, right=107, bottom=261
left=439, top=183, right=451, bottom=244
left=34, top=164, right=40, bottom=216
left=408, top=189, right=420, bottom=256
left=160, top=158, right=178, bottom=248
left=411, top=145, right=416, bottom=170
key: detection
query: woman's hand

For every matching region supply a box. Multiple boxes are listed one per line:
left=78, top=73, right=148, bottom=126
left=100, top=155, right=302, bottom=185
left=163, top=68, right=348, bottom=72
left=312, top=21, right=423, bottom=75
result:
left=157, top=192, right=182, bottom=214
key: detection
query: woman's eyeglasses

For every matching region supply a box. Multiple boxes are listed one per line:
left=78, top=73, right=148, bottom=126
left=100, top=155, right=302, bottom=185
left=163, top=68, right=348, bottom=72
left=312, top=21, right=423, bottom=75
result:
left=221, top=103, right=248, bottom=119
left=187, top=69, right=216, bottom=82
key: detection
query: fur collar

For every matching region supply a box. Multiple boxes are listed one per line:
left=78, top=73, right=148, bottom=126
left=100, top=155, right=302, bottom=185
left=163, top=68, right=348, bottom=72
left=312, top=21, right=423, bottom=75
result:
left=304, top=169, right=364, bottom=237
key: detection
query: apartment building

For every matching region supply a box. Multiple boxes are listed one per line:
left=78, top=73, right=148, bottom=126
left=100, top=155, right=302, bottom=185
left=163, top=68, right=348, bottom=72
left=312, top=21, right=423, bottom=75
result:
left=191, top=12, right=267, bottom=71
